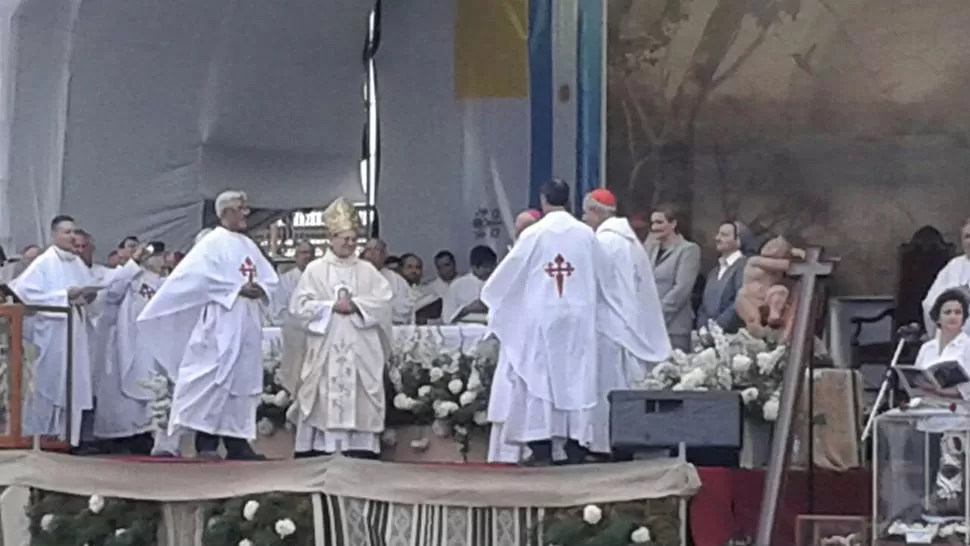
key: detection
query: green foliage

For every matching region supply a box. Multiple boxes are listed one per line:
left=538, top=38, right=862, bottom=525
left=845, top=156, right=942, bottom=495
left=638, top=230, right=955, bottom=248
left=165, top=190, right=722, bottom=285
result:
left=203, top=492, right=314, bottom=546
left=28, top=490, right=160, bottom=546
left=541, top=499, right=680, bottom=546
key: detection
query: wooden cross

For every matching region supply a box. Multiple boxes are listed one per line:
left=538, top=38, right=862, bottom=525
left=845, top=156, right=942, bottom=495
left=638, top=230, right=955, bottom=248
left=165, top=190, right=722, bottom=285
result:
left=239, top=257, right=256, bottom=283
left=755, top=247, right=838, bottom=546
left=544, top=254, right=574, bottom=297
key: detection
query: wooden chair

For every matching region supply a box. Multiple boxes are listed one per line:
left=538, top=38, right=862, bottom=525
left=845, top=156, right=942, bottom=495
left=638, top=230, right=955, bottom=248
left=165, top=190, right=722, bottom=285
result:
left=849, top=226, right=955, bottom=366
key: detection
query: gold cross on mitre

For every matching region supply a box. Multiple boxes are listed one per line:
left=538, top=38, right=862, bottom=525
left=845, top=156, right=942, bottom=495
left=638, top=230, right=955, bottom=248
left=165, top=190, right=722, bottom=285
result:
left=323, top=197, right=361, bottom=235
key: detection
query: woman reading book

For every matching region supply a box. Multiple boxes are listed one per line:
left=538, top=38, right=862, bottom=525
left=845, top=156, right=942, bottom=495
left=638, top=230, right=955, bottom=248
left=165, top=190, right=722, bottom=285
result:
left=913, top=288, right=970, bottom=523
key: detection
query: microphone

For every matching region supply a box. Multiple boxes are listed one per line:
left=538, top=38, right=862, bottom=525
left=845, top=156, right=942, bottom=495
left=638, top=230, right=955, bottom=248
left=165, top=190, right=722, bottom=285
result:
left=896, top=322, right=922, bottom=342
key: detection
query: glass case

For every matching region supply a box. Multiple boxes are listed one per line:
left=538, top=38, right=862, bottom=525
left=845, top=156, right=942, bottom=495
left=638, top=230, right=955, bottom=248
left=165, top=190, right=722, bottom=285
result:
left=874, top=407, right=970, bottom=545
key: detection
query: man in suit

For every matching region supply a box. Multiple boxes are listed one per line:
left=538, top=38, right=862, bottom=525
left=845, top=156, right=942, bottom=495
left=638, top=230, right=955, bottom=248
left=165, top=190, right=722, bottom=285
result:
left=696, top=221, right=753, bottom=332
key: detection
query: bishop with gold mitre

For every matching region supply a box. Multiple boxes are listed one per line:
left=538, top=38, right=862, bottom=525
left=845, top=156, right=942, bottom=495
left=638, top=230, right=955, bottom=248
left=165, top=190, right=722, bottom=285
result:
left=279, top=197, right=393, bottom=458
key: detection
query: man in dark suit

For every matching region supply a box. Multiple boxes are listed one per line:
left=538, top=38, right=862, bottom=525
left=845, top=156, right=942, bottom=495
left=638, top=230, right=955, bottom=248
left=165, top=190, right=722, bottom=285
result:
left=696, top=221, right=754, bottom=332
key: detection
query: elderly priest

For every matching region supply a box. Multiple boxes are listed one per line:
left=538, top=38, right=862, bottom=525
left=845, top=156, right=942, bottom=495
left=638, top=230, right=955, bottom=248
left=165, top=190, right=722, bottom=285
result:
left=281, top=198, right=393, bottom=458
left=137, top=190, right=278, bottom=460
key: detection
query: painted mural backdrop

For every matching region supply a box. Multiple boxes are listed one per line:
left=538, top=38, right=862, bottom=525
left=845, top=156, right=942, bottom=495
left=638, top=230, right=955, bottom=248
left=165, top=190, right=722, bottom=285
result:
left=607, top=0, right=970, bottom=293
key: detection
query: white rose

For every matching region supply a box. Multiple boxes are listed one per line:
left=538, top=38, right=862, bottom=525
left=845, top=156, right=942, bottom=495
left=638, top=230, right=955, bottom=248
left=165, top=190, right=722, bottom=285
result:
left=429, top=367, right=444, bottom=382
left=381, top=429, right=398, bottom=447
left=731, top=355, right=753, bottom=374
left=473, top=411, right=489, bottom=425
left=418, top=385, right=433, bottom=398
left=243, top=500, right=260, bottom=521
left=582, top=504, right=602, bottom=525
left=763, top=397, right=780, bottom=421
left=442, top=401, right=459, bottom=415
left=256, top=417, right=275, bottom=437
left=273, top=390, right=290, bottom=407
left=431, top=420, right=451, bottom=437
left=115, top=528, right=127, bottom=536
left=274, top=518, right=297, bottom=538
left=454, top=424, right=468, bottom=437
left=448, top=379, right=464, bottom=394
left=88, top=494, right=105, bottom=514
left=631, top=526, right=652, bottom=543
left=459, top=390, right=477, bottom=406
left=239, top=540, right=254, bottom=546
left=410, top=438, right=430, bottom=451
left=393, top=393, right=410, bottom=410
left=434, top=402, right=451, bottom=419
left=260, top=393, right=276, bottom=405
left=740, top=387, right=759, bottom=404
left=40, top=513, right=55, bottom=532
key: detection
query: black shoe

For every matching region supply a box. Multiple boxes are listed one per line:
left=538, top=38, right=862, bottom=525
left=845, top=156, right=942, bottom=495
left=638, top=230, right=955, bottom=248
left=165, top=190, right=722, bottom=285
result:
left=521, top=441, right=553, bottom=467
left=344, top=450, right=378, bottom=460
left=223, top=437, right=266, bottom=461
left=294, top=450, right=330, bottom=459
left=70, top=441, right=106, bottom=456
left=564, top=440, right=588, bottom=465
left=124, top=433, right=154, bottom=456
left=194, top=432, right=222, bottom=460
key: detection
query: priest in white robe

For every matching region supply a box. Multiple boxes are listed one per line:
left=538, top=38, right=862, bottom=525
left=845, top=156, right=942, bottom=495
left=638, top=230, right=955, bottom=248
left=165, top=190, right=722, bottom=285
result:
left=280, top=198, right=393, bottom=458
left=422, top=250, right=458, bottom=300
left=11, top=215, right=101, bottom=450
left=582, top=189, right=672, bottom=455
left=483, top=179, right=619, bottom=466
left=137, top=191, right=279, bottom=460
left=924, top=219, right=970, bottom=336
left=362, top=238, right=413, bottom=324
left=91, top=244, right=156, bottom=453
left=270, top=241, right=315, bottom=324
left=441, top=245, right=497, bottom=324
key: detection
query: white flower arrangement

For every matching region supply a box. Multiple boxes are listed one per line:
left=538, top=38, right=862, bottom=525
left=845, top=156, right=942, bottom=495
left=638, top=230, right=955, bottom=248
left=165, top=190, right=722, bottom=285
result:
left=386, top=328, right=500, bottom=455
left=637, top=322, right=788, bottom=422
left=274, top=518, right=297, bottom=538
left=242, top=500, right=259, bottom=521
left=87, top=494, right=105, bottom=514
left=582, top=504, right=602, bottom=525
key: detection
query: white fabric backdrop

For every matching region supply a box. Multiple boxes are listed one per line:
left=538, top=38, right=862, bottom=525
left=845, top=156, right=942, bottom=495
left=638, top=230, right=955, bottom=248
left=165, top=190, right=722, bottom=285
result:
left=3, top=0, right=370, bottom=254
left=378, top=0, right=532, bottom=271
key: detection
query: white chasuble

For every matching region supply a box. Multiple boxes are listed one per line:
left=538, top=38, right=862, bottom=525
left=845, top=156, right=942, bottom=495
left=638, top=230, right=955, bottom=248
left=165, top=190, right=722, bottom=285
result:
left=923, top=256, right=970, bottom=336
left=282, top=251, right=392, bottom=453
left=440, top=273, right=485, bottom=324
left=482, top=210, right=617, bottom=461
left=91, top=260, right=155, bottom=438
left=10, top=246, right=98, bottom=445
left=137, top=227, right=278, bottom=440
left=589, top=217, right=672, bottom=453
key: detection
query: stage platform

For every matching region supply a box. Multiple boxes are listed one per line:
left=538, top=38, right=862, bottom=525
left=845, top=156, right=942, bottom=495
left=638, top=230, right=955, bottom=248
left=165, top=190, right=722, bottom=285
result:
left=0, top=450, right=700, bottom=546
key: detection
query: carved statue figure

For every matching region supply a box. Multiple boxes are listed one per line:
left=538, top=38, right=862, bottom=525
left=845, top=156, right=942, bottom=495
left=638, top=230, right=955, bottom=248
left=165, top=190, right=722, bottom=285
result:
left=734, top=235, right=806, bottom=337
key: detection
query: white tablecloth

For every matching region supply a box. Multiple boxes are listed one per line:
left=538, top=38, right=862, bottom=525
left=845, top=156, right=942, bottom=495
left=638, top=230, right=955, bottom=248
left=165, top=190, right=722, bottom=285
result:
left=261, top=324, right=490, bottom=360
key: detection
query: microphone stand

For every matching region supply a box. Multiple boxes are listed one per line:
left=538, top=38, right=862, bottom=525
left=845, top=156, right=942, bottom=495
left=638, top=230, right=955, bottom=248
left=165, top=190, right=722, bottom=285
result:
left=861, top=326, right=919, bottom=443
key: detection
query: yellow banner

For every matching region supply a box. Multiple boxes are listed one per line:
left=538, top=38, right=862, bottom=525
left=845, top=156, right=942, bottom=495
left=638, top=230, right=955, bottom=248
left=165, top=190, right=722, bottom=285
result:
left=454, top=0, right=528, bottom=99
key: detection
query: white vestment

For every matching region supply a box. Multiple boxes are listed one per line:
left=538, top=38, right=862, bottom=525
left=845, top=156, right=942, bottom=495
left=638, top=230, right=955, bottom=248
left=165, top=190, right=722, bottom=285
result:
left=281, top=251, right=393, bottom=453
left=589, top=217, right=672, bottom=453
left=483, top=210, right=615, bottom=461
left=10, top=246, right=98, bottom=445
left=923, top=256, right=970, bottom=336
left=91, top=261, right=157, bottom=438
left=441, top=273, right=486, bottom=324
left=270, top=267, right=302, bottom=325
left=424, top=277, right=451, bottom=299
left=137, top=227, right=278, bottom=440
left=381, top=268, right=414, bottom=324
left=913, top=332, right=970, bottom=431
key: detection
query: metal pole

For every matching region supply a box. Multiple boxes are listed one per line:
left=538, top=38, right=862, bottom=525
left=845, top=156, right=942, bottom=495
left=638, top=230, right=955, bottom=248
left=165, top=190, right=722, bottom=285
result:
left=65, top=306, right=73, bottom=449
left=754, top=248, right=824, bottom=546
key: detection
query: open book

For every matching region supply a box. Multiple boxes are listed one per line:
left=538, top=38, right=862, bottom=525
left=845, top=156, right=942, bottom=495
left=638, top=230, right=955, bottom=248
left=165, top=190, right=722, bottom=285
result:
left=896, top=361, right=970, bottom=396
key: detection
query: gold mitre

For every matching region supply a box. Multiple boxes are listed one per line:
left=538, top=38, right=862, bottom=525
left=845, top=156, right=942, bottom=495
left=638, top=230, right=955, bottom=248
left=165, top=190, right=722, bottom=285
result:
left=323, top=198, right=360, bottom=235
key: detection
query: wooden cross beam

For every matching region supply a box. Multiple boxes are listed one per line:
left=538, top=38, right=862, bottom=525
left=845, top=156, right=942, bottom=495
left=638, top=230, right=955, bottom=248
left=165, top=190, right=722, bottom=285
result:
left=755, top=247, right=837, bottom=546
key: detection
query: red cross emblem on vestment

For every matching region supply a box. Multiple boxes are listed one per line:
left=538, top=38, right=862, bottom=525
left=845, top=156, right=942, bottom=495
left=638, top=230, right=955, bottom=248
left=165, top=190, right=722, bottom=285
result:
left=544, top=253, right=574, bottom=297
left=239, top=257, right=256, bottom=282
left=138, top=283, right=155, bottom=299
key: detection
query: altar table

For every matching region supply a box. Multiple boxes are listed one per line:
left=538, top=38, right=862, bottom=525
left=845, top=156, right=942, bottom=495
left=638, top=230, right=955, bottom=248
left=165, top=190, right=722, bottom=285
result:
left=261, top=323, right=490, bottom=357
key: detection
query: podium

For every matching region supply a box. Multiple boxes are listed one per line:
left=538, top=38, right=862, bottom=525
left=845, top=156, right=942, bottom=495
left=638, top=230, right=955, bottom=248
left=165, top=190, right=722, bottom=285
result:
left=0, top=302, right=71, bottom=450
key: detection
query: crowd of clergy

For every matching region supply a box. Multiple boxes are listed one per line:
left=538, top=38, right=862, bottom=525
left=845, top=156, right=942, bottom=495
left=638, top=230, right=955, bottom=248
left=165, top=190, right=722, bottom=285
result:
left=6, top=180, right=970, bottom=465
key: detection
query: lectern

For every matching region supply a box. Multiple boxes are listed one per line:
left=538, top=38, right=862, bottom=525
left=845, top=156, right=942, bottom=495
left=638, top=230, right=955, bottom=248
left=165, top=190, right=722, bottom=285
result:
left=0, top=297, right=72, bottom=450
